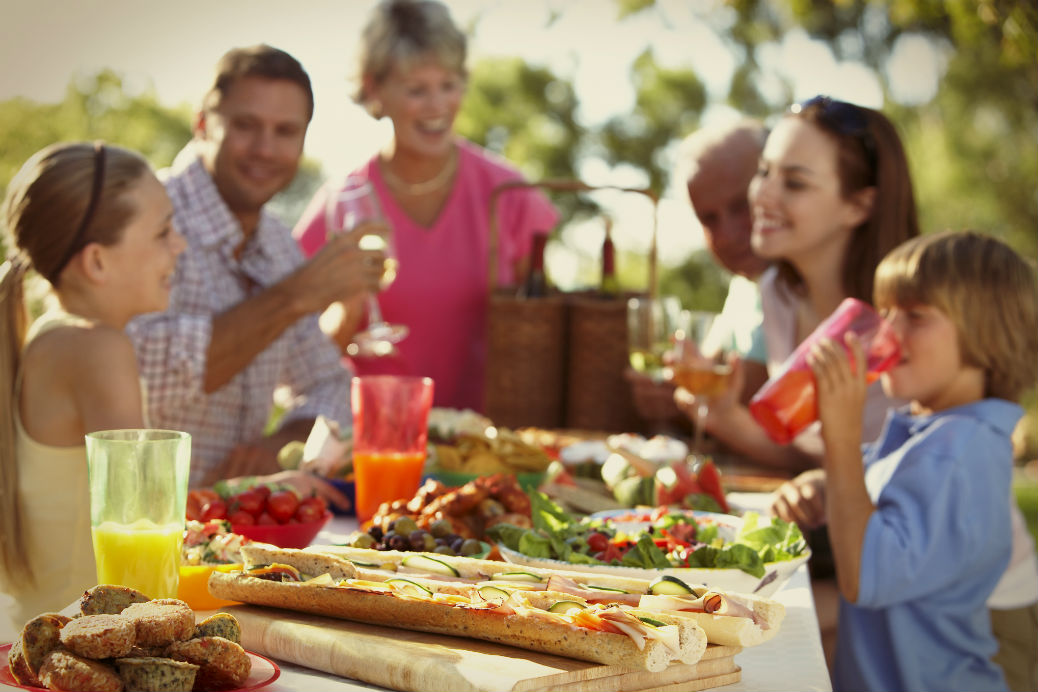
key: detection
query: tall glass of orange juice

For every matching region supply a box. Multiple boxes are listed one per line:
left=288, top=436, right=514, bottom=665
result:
left=351, top=376, right=434, bottom=522
left=86, top=430, right=191, bottom=598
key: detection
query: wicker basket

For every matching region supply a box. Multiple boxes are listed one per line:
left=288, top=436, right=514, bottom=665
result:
left=484, top=180, right=659, bottom=432
left=565, top=290, right=645, bottom=432
left=484, top=290, right=568, bottom=429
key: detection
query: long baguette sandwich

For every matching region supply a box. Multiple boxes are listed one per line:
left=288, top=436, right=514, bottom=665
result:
left=303, top=544, right=785, bottom=648
left=208, top=544, right=706, bottom=672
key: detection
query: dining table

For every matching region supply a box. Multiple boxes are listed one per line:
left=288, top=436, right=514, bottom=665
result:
left=252, top=490, right=833, bottom=692
left=0, top=491, right=833, bottom=692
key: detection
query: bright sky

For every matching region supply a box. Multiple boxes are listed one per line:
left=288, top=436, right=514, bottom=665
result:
left=2, top=0, right=933, bottom=283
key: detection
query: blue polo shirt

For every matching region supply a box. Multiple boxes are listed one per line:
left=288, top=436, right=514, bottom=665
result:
left=834, top=399, right=1022, bottom=692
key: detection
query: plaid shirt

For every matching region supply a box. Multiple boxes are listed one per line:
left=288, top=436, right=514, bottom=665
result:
left=127, top=143, right=350, bottom=485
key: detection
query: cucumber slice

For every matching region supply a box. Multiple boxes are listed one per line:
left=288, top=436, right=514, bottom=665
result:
left=489, top=571, right=543, bottom=583
left=638, top=616, right=668, bottom=628
left=648, top=575, right=695, bottom=595
left=385, top=578, right=434, bottom=597
left=400, top=554, right=460, bottom=577
left=547, top=600, right=586, bottom=614
left=477, top=585, right=512, bottom=600
left=585, top=584, right=629, bottom=593
left=347, top=559, right=380, bottom=568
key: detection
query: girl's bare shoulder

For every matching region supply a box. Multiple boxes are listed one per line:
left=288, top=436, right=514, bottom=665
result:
left=24, top=320, right=137, bottom=376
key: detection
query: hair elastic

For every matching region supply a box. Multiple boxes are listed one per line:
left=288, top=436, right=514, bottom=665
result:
left=48, top=140, right=106, bottom=284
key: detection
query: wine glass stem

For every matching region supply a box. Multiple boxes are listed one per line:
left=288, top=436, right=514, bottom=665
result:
left=366, top=294, right=385, bottom=328
left=693, top=401, right=709, bottom=458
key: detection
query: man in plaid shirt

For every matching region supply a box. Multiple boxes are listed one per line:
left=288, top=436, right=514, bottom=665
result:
left=128, top=45, right=385, bottom=495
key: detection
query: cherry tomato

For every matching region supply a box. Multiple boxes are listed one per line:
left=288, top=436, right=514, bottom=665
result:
left=294, top=496, right=326, bottom=524
left=267, top=489, right=300, bottom=524
left=231, top=489, right=264, bottom=517
left=694, top=460, right=729, bottom=513
left=186, top=492, right=204, bottom=521
left=195, top=488, right=221, bottom=505
left=229, top=510, right=255, bottom=526
left=200, top=499, right=227, bottom=521
left=252, top=484, right=272, bottom=503
left=586, top=531, right=610, bottom=553
left=256, top=512, right=278, bottom=526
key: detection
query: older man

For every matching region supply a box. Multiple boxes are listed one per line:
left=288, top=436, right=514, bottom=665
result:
left=628, top=120, right=769, bottom=431
left=128, top=45, right=384, bottom=499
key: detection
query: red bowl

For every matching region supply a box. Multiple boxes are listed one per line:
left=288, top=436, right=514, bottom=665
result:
left=231, top=510, right=332, bottom=549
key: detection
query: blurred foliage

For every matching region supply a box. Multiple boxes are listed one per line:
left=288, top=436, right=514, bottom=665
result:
left=0, top=70, right=192, bottom=191
left=597, top=50, right=708, bottom=196
left=454, top=56, right=589, bottom=225
left=659, top=250, right=731, bottom=313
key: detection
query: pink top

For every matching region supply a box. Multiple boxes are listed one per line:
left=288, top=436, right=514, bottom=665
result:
left=293, top=139, right=559, bottom=412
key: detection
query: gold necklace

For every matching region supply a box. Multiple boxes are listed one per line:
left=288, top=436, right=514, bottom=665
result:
left=381, top=147, right=458, bottom=196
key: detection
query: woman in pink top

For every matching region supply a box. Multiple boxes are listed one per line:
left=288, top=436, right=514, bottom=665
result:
left=294, top=0, right=557, bottom=412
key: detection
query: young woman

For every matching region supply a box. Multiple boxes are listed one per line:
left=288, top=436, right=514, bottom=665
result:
left=677, top=97, right=918, bottom=471
left=293, top=0, right=558, bottom=412
left=0, top=142, right=185, bottom=633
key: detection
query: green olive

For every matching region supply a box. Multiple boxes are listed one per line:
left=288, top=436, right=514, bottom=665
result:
left=460, top=539, right=482, bottom=556
left=350, top=532, right=376, bottom=549
left=391, top=517, right=419, bottom=536
left=429, top=519, right=453, bottom=538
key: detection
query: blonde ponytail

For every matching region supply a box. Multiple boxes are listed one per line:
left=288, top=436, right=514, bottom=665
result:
left=0, top=253, right=32, bottom=586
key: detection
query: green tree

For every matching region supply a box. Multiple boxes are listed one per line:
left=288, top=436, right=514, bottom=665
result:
left=455, top=56, right=589, bottom=224
left=0, top=70, right=193, bottom=189
left=597, top=50, right=708, bottom=197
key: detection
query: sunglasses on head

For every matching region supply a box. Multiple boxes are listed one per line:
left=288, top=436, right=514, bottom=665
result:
left=791, top=95, right=877, bottom=174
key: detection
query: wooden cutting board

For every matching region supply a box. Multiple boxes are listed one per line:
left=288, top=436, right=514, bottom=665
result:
left=221, top=605, right=741, bottom=692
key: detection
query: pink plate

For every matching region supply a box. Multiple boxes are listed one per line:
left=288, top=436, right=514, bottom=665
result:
left=0, top=643, right=280, bottom=692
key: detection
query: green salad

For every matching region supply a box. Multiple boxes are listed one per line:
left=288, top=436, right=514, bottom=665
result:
left=488, top=492, right=806, bottom=578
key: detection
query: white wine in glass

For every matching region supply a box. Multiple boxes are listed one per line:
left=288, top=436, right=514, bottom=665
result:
left=671, top=311, right=731, bottom=458
left=325, top=177, right=407, bottom=356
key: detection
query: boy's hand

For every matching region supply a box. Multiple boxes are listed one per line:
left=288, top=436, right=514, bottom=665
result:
left=771, top=468, right=827, bottom=529
left=807, top=333, right=867, bottom=457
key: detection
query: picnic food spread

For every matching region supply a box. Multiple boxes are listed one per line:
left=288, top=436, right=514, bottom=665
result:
left=4, top=426, right=813, bottom=692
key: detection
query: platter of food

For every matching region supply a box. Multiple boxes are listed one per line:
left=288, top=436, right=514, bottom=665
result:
left=489, top=500, right=810, bottom=597
left=0, top=645, right=280, bottom=692
left=5, top=586, right=275, bottom=692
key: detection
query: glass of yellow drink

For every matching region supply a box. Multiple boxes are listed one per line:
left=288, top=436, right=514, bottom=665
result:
left=86, top=430, right=191, bottom=598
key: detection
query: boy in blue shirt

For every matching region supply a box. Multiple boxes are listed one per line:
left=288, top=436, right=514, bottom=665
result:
left=805, top=230, right=1037, bottom=692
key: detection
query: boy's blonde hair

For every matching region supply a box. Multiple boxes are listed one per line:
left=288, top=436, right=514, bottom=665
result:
left=874, top=230, right=1038, bottom=402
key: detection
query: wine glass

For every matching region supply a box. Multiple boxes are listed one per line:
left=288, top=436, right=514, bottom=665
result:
left=325, top=177, right=408, bottom=357
left=669, top=310, right=731, bottom=460
left=626, top=295, right=683, bottom=380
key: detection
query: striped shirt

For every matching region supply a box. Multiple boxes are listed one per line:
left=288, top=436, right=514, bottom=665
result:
left=127, top=143, right=350, bottom=486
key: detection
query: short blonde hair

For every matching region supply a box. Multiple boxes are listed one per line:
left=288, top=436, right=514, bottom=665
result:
left=353, top=0, right=467, bottom=117
left=874, top=230, right=1038, bottom=402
